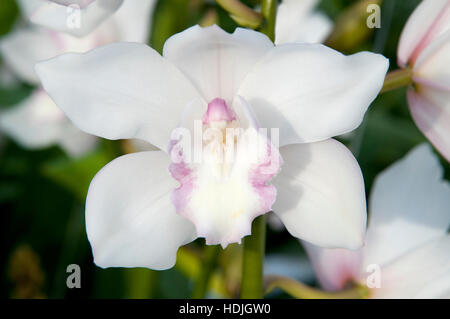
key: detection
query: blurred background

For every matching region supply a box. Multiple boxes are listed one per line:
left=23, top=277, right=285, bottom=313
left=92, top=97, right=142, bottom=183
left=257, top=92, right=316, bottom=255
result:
left=1, top=0, right=446, bottom=299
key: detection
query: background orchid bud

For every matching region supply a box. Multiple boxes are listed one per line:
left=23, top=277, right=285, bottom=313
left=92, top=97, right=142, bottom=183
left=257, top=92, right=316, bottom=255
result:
left=397, top=0, right=450, bottom=161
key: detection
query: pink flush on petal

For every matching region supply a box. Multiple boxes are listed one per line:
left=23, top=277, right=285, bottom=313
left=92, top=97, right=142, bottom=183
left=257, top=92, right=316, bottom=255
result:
left=303, top=243, right=363, bottom=292
left=249, top=142, right=282, bottom=215
left=202, top=98, right=236, bottom=125
left=169, top=160, right=195, bottom=220
left=409, top=1, right=450, bottom=66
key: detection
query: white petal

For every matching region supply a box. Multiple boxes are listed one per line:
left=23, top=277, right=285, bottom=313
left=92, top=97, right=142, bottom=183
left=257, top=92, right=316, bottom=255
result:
left=2, top=1, right=155, bottom=85
left=17, top=0, right=124, bottom=37
left=415, top=270, right=450, bottom=299
left=57, top=124, right=98, bottom=157
left=275, top=0, right=315, bottom=44
left=275, top=0, right=332, bottom=44
left=0, top=24, right=123, bottom=84
left=397, top=0, right=450, bottom=67
left=238, top=43, right=389, bottom=146
left=0, top=89, right=67, bottom=148
left=297, top=12, right=333, bottom=44
left=0, top=28, right=62, bottom=84
left=0, top=88, right=96, bottom=156
left=363, top=144, right=450, bottom=269
left=302, top=241, right=362, bottom=291
left=273, top=139, right=367, bottom=249
left=109, top=0, right=157, bottom=43
left=408, top=88, right=450, bottom=162
left=163, top=25, right=273, bottom=102
left=86, top=151, right=197, bottom=270
left=35, top=42, right=203, bottom=151
left=369, top=235, right=450, bottom=299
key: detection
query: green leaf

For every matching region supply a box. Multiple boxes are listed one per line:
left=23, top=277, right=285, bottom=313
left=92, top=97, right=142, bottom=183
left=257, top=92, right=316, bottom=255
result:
left=41, top=146, right=114, bottom=201
left=150, top=0, right=203, bottom=53
left=0, top=84, right=34, bottom=108
left=123, top=268, right=158, bottom=299
left=0, top=0, right=19, bottom=36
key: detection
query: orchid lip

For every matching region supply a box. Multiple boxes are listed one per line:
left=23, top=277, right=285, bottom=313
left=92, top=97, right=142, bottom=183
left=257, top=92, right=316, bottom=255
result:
left=169, top=96, right=281, bottom=247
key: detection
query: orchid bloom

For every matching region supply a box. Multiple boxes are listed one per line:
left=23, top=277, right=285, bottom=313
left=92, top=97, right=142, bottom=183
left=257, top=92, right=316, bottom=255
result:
left=0, top=0, right=156, bottom=156
left=18, top=0, right=124, bottom=37
left=304, top=144, right=450, bottom=298
left=397, top=0, right=450, bottom=161
left=275, top=0, right=332, bottom=45
left=35, top=25, right=387, bottom=269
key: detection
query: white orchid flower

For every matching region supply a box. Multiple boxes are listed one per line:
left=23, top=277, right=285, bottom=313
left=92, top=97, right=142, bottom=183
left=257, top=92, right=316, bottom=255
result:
left=303, top=144, right=450, bottom=298
left=35, top=25, right=387, bottom=269
left=0, top=0, right=156, bottom=156
left=17, top=0, right=124, bottom=37
left=275, top=0, right=332, bottom=45
left=397, top=0, right=450, bottom=161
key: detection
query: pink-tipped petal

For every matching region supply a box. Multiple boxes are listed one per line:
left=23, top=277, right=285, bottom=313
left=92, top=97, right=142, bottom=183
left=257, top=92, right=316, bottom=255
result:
left=408, top=89, right=450, bottom=162
left=302, top=241, right=362, bottom=292
left=398, top=0, right=450, bottom=67
left=414, top=31, right=450, bottom=91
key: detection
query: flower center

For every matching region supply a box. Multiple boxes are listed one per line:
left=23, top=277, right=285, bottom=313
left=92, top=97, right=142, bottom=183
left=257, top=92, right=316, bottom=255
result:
left=169, top=96, right=281, bottom=247
left=201, top=98, right=241, bottom=180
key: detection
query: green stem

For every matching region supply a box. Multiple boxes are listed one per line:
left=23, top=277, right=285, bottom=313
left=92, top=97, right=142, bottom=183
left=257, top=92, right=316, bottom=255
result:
left=260, top=0, right=277, bottom=42
left=240, top=215, right=267, bottom=298
left=191, top=244, right=221, bottom=299
left=380, top=68, right=413, bottom=93
left=264, top=275, right=370, bottom=299
left=199, top=8, right=218, bottom=27
left=216, top=0, right=263, bottom=29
